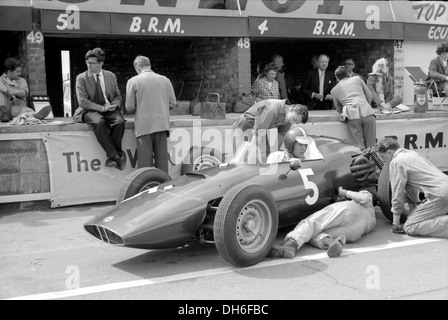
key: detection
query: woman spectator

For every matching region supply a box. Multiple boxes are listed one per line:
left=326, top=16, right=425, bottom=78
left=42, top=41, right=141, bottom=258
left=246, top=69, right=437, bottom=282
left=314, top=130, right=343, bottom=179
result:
left=366, top=57, right=402, bottom=113
left=331, top=65, right=376, bottom=148
left=427, top=42, right=448, bottom=97
left=251, top=62, right=280, bottom=102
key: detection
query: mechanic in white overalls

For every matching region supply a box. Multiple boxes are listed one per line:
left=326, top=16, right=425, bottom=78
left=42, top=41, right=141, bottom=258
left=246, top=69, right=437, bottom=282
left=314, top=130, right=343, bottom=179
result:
left=377, top=138, right=448, bottom=237
left=270, top=186, right=376, bottom=259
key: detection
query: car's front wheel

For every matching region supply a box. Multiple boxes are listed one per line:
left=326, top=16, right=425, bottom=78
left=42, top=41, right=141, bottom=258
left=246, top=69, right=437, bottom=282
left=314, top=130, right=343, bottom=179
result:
left=214, top=183, right=278, bottom=267
left=116, top=167, right=171, bottom=204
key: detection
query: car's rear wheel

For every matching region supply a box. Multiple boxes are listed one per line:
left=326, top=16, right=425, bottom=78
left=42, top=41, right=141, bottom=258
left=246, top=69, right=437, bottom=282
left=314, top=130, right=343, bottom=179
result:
left=116, top=167, right=171, bottom=204
left=181, top=147, right=224, bottom=175
left=214, top=183, right=278, bottom=267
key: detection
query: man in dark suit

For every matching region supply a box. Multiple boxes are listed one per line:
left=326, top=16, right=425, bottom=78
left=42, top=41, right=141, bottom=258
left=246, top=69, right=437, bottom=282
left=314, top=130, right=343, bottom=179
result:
left=301, top=54, right=336, bottom=110
left=427, top=42, right=448, bottom=97
left=73, top=47, right=126, bottom=170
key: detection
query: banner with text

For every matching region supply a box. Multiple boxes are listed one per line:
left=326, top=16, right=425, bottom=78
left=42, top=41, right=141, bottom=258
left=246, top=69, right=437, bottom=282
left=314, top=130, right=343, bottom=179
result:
left=44, top=131, right=137, bottom=207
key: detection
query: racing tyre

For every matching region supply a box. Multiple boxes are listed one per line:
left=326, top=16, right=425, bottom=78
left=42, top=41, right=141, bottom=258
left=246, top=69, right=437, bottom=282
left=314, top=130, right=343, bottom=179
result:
left=116, top=167, right=171, bottom=204
left=377, top=166, right=393, bottom=221
left=181, top=147, right=224, bottom=175
left=214, top=183, right=278, bottom=267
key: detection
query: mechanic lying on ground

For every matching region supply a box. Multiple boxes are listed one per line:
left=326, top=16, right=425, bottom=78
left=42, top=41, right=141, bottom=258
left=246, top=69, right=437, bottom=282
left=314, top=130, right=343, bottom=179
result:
left=377, top=137, right=448, bottom=237
left=269, top=187, right=376, bottom=259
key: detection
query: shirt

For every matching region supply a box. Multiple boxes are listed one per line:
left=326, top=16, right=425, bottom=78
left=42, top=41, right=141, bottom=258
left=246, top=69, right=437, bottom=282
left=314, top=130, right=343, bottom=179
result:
left=243, top=99, right=290, bottom=134
left=93, top=71, right=109, bottom=104
left=389, top=148, right=448, bottom=215
left=331, top=76, right=374, bottom=120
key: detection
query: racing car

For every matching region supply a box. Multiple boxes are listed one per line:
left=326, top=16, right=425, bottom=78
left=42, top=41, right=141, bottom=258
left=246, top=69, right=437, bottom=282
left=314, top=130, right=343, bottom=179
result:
left=84, top=135, right=390, bottom=267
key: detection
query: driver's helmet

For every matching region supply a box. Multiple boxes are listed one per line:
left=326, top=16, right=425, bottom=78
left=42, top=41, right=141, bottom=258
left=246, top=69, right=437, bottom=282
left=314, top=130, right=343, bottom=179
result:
left=284, top=126, right=313, bottom=153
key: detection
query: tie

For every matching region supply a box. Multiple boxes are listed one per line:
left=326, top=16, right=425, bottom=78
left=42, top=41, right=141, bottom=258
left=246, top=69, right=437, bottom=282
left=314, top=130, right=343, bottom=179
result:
left=96, top=74, right=106, bottom=106
left=319, top=71, right=324, bottom=96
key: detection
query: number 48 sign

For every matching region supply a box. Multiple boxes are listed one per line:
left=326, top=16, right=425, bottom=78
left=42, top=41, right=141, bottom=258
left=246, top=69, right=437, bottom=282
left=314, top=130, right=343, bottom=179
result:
left=238, top=38, right=250, bottom=49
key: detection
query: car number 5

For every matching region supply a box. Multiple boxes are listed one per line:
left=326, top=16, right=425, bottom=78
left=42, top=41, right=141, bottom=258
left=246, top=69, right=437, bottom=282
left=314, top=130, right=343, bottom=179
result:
left=298, top=168, right=318, bottom=205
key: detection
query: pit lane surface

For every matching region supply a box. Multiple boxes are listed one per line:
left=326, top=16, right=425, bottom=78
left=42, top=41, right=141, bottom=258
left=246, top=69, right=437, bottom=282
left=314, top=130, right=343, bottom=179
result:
left=1, top=203, right=447, bottom=300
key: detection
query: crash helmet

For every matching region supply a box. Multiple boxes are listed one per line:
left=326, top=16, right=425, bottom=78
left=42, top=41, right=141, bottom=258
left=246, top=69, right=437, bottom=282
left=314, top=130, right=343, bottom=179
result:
left=284, top=126, right=313, bottom=153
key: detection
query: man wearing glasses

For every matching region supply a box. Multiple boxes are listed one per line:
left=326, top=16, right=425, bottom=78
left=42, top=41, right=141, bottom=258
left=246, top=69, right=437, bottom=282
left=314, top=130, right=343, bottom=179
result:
left=73, top=47, right=126, bottom=170
left=343, top=58, right=364, bottom=81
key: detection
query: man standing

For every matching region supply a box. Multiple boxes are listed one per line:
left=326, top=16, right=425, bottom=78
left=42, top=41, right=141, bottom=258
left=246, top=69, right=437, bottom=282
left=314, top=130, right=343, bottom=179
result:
left=301, top=54, right=336, bottom=110
left=126, top=55, right=176, bottom=173
left=0, top=57, right=51, bottom=121
left=377, top=138, right=448, bottom=238
left=343, top=58, right=364, bottom=81
left=74, top=48, right=125, bottom=170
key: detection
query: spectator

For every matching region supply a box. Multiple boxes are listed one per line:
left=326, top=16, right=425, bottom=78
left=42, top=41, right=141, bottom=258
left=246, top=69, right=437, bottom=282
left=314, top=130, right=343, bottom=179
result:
left=331, top=65, right=376, bottom=148
left=232, top=99, right=308, bottom=162
left=251, top=63, right=280, bottom=102
left=73, top=47, right=126, bottom=170
left=366, top=57, right=402, bottom=112
left=126, top=55, right=176, bottom=173
left=271, top=53, right=289, bottom=100
left=343, top=58, right=364, bottom=81
left=311, top=55, right=319, bottom=70
left=301, top=54, right=337, bottom=110
left=377, top=138, right=448, bottom=238
left=0, top=57, right=51, bottom=122
left=427, top=42, right=448, bottom=97
left=270, top=186, right=376, bottom=259
left=251, top=60, right=267, bottom=84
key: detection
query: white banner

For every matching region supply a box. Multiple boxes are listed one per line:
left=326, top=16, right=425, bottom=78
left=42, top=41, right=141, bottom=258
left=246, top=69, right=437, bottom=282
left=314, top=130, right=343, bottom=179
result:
left=303, top=117, right=448, bottom=171
left=44, top=131, right=137, bottom=207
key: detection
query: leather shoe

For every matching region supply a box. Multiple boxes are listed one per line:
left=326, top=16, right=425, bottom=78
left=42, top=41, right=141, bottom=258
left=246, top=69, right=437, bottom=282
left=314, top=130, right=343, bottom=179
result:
left=114, top=155, right=126, bottom=171
left=33, top=105, right=52, bottom=120
left=268, top=239, right=298, bottom=259
left=326, top=235, right=346, bottom=258
left=105, top=158, right=117, bottom=167
left=0, top=105, right=11, bottom=122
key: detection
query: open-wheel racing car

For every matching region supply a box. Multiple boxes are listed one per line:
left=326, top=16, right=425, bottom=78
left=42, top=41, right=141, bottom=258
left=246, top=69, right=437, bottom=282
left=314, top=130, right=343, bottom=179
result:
left=84, top=135, right=392, bottom=267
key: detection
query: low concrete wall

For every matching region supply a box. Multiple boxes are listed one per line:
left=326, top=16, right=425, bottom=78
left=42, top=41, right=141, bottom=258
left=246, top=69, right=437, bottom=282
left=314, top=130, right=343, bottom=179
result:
left=1, top=109, right=447, bottom=209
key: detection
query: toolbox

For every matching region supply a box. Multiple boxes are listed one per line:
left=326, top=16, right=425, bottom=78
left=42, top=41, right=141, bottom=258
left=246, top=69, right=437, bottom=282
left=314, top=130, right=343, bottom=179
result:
left=200, top=93, right=226, bottom=119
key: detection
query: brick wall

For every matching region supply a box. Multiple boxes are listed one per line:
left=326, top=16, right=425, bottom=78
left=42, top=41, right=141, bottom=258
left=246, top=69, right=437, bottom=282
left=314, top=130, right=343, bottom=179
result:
left=18, top=35, right=400, bottom=115
left=251, top=39, right=396, bottom=85
left=22, top=33, right=48, bottom=98
left=0, top=139, right=50, bottom=196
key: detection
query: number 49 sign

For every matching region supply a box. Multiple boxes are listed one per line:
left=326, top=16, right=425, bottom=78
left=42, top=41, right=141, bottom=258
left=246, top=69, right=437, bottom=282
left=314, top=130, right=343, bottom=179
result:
left=27, top=31, right=44, bottom=44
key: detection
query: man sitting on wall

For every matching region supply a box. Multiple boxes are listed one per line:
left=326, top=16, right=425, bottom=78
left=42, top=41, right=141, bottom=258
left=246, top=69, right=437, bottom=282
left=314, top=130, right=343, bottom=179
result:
left=0, top=57, right=51, bottom=122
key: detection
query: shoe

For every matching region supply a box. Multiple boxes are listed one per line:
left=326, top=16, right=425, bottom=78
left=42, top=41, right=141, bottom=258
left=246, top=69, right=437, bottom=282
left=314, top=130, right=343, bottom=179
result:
left=34, top=105, right=52, bottom=120
left=326, top=235, right=346, bottom=258
left=269, top=239, right=298, bottom=259
left=114, top=155, right=126, bottom=171
left=105, top=158, right=117, bottom=167
left=0, top=105, right=11, bottom=122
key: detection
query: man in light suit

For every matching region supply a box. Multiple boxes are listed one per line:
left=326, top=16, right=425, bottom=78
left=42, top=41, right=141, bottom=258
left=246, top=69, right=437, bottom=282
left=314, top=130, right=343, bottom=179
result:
left=125, top=55, right=176, bottom=173
left=74, top=48, right=126, bottom=170
left=301, top=54, right=336, bottom=110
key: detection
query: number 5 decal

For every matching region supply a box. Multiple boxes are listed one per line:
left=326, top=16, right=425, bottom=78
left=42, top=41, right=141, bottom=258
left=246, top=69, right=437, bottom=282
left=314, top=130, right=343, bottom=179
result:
left=298, top=168, right=318, bottom=205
